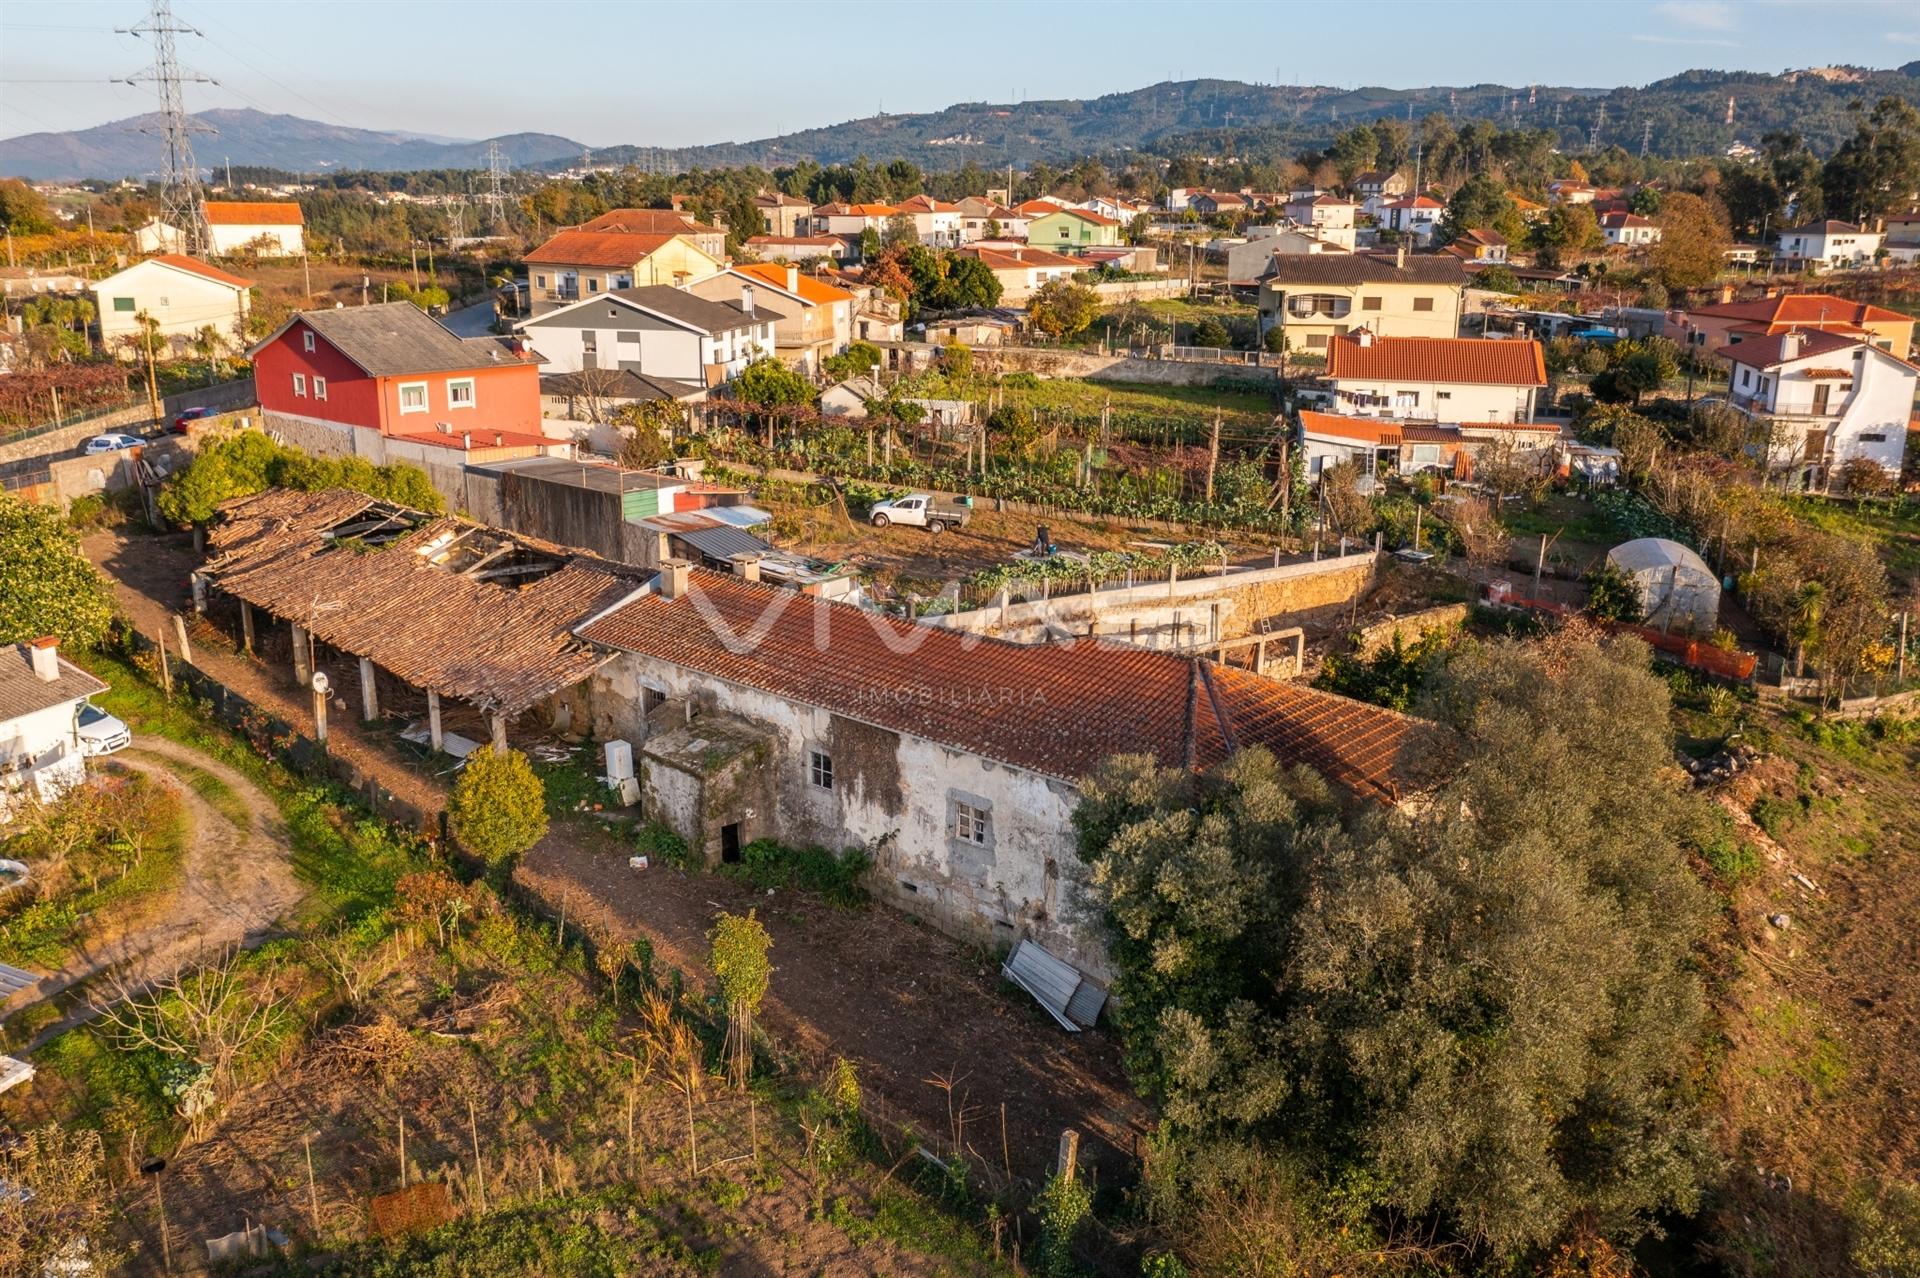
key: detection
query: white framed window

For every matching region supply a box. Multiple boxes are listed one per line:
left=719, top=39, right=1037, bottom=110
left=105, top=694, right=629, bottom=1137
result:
left=809, top=750, right=833, bottom=791
left=292, top=373, right=307, bottom=397
left=447, top=378, right=476, bottom=409
left=312, top=376, right=327, bottom=401
left=302, top=330, right=316, bottom=352
left=398, top=381, right=428, bottom=414
left=954, top=800, right=990, bottom=846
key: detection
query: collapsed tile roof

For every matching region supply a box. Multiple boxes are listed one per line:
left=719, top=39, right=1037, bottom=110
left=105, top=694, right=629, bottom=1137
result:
left=577, top=570, right=1414, bottom=801
left=201, top=489, right=647, bottom=718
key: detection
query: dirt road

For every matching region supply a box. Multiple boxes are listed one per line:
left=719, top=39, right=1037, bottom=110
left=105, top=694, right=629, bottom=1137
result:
left=6, top=735, right=305, bottom=1051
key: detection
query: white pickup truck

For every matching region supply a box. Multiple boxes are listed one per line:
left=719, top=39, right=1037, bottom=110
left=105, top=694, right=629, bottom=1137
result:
left=867, top=493, right=973, bottom=534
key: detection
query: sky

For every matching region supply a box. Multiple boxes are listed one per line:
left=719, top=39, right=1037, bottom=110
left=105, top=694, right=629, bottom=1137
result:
left=3, top=0, right=1918, bottom=147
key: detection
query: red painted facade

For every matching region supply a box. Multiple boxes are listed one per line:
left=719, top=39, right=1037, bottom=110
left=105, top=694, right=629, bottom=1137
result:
left=253, top=318, right=542, bottom=437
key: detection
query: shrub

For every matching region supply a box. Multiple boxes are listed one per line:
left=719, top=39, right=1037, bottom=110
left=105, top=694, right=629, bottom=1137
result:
left=1585, top=560, right=1644, bottom=624
left=727, top=838, right=870, bottom=907
left=634, top=820, right=692, bottom=869
left=449, top=748, right=549, bottom=873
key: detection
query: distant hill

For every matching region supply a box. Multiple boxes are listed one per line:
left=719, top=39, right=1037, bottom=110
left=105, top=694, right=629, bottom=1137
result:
left=0, top=108, right=583, bottom=181
left=6, top=65, right=1919, bottom=181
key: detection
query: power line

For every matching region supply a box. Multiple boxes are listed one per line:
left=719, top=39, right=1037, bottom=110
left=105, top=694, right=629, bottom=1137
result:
left=178, top=1, right=361, bottom=130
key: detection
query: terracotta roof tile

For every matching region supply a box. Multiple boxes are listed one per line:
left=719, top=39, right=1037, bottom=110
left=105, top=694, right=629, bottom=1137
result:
left=730, top=262, right=854, bottom=305
left=1327, top=335, right=1547, bottom=387
left=1691, top=292, right=1910, bottom=330
left=525, top=229, right=692, bottom=269
left=577, top=208, right=720, bottom=236
left=577, top=570, right=1413, bottom=801
left=145, top=253, right=252, bottom=289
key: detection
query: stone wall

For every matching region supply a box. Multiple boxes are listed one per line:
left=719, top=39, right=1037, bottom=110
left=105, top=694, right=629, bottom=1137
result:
left=1084, top=278, right=1192, bottom=303
left=928, top=551, right=1381, bottom=648
left=1352, top=602, right=1471, bottom=655
left=993, top=346, right=1281, bottom=387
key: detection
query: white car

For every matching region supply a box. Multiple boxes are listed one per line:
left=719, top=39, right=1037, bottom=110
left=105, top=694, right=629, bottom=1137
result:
left=82, top=433, right=144, bottom=456
left=75, top=703, right=131, bottom=755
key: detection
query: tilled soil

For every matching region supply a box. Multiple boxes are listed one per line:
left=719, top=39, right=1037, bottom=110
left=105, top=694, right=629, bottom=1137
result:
left=521, top=826, right=1149, bottom=1190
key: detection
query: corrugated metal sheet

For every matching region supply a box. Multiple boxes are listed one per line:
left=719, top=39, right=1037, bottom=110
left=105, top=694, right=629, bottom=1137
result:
left=706, top=504, right=771, bottom=528
left=1002, top=940, right=1105, bottom=1032
left=677, top=524, right=772, bottom=561
left=0, top=962, right=40, bottom=1001
left=622, top=488, right=660, bottom=521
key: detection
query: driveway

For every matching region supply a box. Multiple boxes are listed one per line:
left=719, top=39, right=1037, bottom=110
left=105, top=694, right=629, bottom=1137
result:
left=439, top=300, right=500, bottom=338
left=3, top=736, right=306, bottom=1052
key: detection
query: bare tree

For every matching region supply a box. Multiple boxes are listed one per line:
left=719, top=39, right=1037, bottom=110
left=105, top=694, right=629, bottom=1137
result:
left=1444, top=496, right=1512, bottom=572
left=93, top=946, right=291, bottom=1129
left=0, top=1125, right=128, bottom=1276
left=559, top=366, right=637, bottom=424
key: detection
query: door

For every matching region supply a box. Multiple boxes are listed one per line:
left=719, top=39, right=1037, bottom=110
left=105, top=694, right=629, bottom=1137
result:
left=581, top=331, right=597, bottom=370
left=720, top=822, right=742, bottom=864
left=1812, top=382, right=1831, bottom=416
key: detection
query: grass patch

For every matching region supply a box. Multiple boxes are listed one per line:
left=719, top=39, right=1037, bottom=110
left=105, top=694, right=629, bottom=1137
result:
left=1001, top=375, right=1274, bottom=423
left=136, top=750, right=251, bottom=828
left=723, top=839, right=871, bottom=908
left=0, top=801, right=189, bottom=969
left=1777, top=495, right=1920, bottom=575
left=531, top=747, right=613, bottom=818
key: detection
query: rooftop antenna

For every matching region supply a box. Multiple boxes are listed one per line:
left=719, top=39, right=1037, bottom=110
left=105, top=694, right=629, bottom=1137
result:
left=119, top=0, right=215, bottom=255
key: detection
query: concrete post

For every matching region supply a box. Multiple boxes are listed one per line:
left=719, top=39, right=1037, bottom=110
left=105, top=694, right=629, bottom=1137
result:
left=358, top=657, right=378, bottom=722
left=239, top=600, right=255, bottom=653
left=291, top=623, right=311, bottom=686
left=1254, top=638, right=1268, bottom=676
left=490, top=714, right=508, bottom=753
left=427, top=690, right=443, bottom=752
left=171, top=614, right=193, bottom=665
left=189, top=573, right=207, bottom=614
left=1056, top=1128, right=1080, bottom=1181
left=312, top=686, right=329, bottom=748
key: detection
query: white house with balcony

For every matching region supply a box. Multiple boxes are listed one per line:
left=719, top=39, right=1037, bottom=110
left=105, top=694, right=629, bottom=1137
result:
left=1324, top=332, right=1547, bottom=423
left=1600, top=212, right=1662, bottom=247
left=1715, top=329, right=1913, bottom=485
left=1381, top=197, right=1445, bottom=244
left=1775, top=220, right=1883, bottom=272
left=517, top=284, right=781, bottom=382
left=1, top=638, right=107, bottom=814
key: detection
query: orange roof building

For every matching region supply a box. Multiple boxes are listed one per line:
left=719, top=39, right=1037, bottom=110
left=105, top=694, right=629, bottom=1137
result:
left=687, top=262, right=855, bottom=373
left=1325, top=334, right=1546, bottom=424
left=202, top=200, right=304, bottom=256
left=524, top=228, right=727, bottom=314
left=1675, top=291, right=1915, bottom=359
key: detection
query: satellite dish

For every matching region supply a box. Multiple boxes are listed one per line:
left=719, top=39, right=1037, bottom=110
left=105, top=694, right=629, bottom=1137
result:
left=311, top=671, right=331, bottom=696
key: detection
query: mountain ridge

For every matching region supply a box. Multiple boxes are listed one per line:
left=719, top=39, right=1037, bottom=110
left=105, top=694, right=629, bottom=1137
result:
left=5, top=64, right=1918, bottom=181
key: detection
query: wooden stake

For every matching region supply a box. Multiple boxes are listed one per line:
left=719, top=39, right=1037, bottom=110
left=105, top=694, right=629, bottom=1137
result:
left=1205, top=409, right=1221, bottom=504
left=398, top=1113, right=407, bottom=1189
left=470, top=1098, right=486, bottom=1211
left=1000, top=1102, right=1012, bottom=1182
left=305, top=1133, right=319, bottom=1232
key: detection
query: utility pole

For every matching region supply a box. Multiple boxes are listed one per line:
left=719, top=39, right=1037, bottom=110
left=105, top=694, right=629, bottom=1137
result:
left=119, top=0, right=216, bottom=255
left=141, top=316, right=162, bottom=425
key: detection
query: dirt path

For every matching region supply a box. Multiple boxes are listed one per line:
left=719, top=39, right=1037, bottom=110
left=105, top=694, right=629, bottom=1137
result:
left=521, top=826, right=1149, bottom=1188
left=6, top=736, right=305, bottom=1051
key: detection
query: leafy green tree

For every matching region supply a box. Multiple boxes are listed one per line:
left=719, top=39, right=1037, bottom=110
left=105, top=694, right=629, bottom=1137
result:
left=1262, top=324, right=1286, bottom=355
left=1436, top=171, right=1512, bottom=244
left=1533, top=203, right=1603, bottom=267
left=1629, top=186, right=1664, bottom=216
left=927, top=253, right=1002, bottom=310
left=0, top=494, right=116, bottom=649
left=857, top=227, right=881, bottom=260
left=709, top=910, right=773, bottom=1088
left=1475, top=264, right=1521, bottom=294
left=158, top=432, right=444, bottom=525
left=1075, top=630, right=1717, bottom=1258
left=881, top=212, right=919, bottom=249
left=449, top=747, right=549, bottom=873
left=0, top=179, right=54, bottom=235
left=1650, top=192, right=1731, bottom=290
left=1026, top=278, right=1100, bottom=338
left=821, top=341, right=884, bottom=381
left=1328, top=125, right=1380, bottom=183
left=1189, top=318, right=1230, bottom=348
left=1585, top=560, right=1644, bottom=623
left=732, top=356, right=812, bottom=408
left=1821, top=96, right=1920, bottom=223
left=1313, top=628, right=1449, bottom=710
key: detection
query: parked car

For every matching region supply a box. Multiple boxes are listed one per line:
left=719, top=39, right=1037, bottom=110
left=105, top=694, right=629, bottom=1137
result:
left=74, top=702, right=131, bottom=755
left=867, top=493, right=972, bottom=534
left=169, top=405, right=216, bottom=433
left=81, top=433, right=144, bottom=455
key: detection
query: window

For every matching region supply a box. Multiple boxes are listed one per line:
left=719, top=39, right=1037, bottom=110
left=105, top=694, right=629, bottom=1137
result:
left=1305, top=333, right=1329, bottom=349
left=809, top=750, right=834, bottom=791
left=1394, top=391, right=1419, bottom=409
left=1412, top=296, right=1435, bottom=312
left=312, top=376, right=327, bottom=400
left=1437, top=391, right=1452, bottom=400
left=447, top=377, right=476, bottom=409
left=588, top=278, right=600, bottom=293
left=398, top=382, right=428, bottom=414
left=292, top=373, right=307, bottom=397
left=954, top=800, right=990, bottom=846
left=1361, top=296, right=1382, bottom=311
left=112, top=297, right=136, bottom=313
left=536, top=275, right=548, bottom=288
left=1859, top=432, right=1888, bottom=443
left=302, top=330, right=316, bottom=352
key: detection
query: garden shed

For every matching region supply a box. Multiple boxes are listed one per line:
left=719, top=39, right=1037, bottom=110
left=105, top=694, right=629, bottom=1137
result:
left=1605, top=537, right=1720, bottom=635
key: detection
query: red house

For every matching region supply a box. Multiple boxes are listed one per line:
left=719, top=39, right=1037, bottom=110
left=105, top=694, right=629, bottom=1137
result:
left=249, top=302, right=545, bottom=443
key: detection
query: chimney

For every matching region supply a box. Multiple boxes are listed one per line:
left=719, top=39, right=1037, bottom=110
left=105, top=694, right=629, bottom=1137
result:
left=494, top=432, right=504, bottom=446
left=731, top=552, right=764, bottom=583
left=741, top=284, right=755, bottom=317
left=27, top=636, right=59, bottom=683
left=461, top=431, right=472, bottom=450
left=1781, top=329, right=1802, bottom=361
left=658, top=557, right=692, bottom=601
left=1718, top=283, right=1735, bottom=304
left=785, top=265, right=799, bottom=294
left=1396, top=244, right=1406, bottom=269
